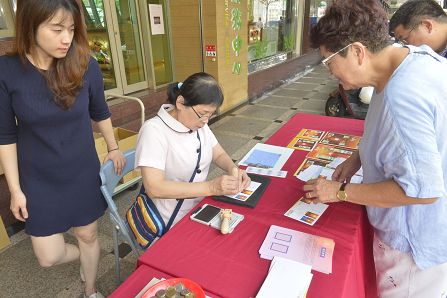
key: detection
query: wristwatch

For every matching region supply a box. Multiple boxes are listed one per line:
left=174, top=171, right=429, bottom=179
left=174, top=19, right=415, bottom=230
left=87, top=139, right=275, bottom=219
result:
left=336, top=182, right=348, bottom=201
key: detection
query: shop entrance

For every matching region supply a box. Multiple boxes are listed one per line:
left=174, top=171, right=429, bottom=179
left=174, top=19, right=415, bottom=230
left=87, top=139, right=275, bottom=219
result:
left=82, top=0, right=147, bottom=94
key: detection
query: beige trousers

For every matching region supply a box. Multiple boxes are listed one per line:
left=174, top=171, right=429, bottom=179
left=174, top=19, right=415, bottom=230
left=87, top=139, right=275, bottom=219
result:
left=373, top=235, right=447, bottom=298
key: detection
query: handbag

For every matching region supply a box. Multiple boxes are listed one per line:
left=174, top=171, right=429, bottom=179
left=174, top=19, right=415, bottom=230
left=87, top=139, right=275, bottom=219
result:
left=126, top=132, right=202, bottom=249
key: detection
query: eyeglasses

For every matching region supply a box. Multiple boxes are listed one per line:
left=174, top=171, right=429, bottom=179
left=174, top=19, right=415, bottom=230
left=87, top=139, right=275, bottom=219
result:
left=190, top=106, right=214, bottom=121
left=321, top=43, right=353, bottom=69
left=395, top=23, right=420, bottom=46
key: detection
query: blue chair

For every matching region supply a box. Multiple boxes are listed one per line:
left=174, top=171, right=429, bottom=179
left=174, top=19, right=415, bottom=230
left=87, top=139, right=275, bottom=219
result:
left=99, top=149, right=141, bottom=284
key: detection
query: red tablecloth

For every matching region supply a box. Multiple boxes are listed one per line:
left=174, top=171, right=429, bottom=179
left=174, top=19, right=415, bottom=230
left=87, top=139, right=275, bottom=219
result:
left=115, top=113, right=377, bottom=298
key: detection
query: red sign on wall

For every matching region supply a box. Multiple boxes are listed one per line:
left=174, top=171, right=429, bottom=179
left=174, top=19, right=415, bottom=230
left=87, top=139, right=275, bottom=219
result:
left=205, top=45, right=217, bottom=57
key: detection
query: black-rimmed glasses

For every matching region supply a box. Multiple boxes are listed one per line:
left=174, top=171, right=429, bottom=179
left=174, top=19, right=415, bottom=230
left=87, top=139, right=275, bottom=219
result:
left=394, top=22, right=421, bottom=46
left=191, top=106, right=214, bottom=121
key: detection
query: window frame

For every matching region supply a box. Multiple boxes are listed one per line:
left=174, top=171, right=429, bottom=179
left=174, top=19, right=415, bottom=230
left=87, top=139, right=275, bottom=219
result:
left=0, top=0, right=15, bottom=38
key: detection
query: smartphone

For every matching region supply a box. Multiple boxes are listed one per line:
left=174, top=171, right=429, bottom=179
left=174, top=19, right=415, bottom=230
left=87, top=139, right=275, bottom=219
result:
left=190, top=204, right=221, bottom=225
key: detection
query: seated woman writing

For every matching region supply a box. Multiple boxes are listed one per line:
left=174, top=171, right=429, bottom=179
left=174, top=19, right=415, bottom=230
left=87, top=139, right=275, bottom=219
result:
left=135, top=72, right=250, bottom=227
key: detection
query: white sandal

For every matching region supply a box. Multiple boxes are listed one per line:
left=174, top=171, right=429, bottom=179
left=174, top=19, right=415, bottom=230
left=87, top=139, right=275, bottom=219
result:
left=83, top=291, right=104, bottom=298
left=80, top=265, right=85, bottom=283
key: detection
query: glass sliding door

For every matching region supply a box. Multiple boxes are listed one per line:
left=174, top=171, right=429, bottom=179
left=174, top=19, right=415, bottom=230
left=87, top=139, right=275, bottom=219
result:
left=0, top=0, right=15, bottom=38
left=82, top=0, right=119, bottom=91
left=82, top=0, right=147, bottom=94
left=113, top=0, right=147, bottom=92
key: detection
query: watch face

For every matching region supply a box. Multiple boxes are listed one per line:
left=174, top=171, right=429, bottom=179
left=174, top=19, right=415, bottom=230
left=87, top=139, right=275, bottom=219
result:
left=337, top=191, right=347, bottom=201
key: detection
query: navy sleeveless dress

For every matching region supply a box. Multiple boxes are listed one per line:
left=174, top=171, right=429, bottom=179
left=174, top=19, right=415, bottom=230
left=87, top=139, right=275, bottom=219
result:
left=0, top=56, right=109, bottom=236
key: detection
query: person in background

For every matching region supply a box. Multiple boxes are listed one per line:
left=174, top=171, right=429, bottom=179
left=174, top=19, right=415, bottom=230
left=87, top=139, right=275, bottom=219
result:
left=389, top=0, right=447, bottom=57
left=135, top=72, right=250, bottom=227
left=0, top=1, right=125, bottom=297
left=304, top=0, right=447, bottom=296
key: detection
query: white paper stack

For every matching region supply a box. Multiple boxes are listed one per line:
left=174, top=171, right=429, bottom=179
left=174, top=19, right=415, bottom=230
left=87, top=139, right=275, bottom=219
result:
left=256, top=256, right=313, bottom=298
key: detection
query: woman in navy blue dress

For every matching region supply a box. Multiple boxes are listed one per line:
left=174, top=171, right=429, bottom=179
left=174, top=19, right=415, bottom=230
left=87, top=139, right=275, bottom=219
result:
left=0, top=1, right=125, bottom=297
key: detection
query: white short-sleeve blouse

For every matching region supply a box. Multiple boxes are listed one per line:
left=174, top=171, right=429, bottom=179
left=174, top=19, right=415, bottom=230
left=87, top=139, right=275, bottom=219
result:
left=135, top=104, right=218, bottom=226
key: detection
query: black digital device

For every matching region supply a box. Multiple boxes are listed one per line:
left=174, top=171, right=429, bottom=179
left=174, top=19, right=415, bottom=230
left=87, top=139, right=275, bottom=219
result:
left=190, top=204, right=221, bottom=225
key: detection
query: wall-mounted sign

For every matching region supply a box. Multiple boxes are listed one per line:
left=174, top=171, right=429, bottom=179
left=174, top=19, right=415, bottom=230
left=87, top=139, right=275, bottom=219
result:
left=148, top=4, right=165, bottom=35
left=205, top=45, right=217, bottom=57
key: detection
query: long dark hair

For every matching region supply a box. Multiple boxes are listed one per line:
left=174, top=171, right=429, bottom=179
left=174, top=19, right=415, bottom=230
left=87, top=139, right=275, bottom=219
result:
left=13, top=0, right=90, bottom=110
left=167, top=72, right=224, bottom=107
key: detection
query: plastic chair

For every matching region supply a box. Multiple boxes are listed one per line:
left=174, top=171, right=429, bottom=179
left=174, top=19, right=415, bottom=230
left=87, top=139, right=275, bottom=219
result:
left=99, top=149, right=141, bottom=284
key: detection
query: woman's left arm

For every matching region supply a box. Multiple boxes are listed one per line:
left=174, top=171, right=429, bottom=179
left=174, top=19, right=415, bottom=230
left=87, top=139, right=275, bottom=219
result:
left=95, top=118, right=125, bottom=175
left=212, top=144, right=250, bottom=191
left=303, top=178, right=437, bottom=207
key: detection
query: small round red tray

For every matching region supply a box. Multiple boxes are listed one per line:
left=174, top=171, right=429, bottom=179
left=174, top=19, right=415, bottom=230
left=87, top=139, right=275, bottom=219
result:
left=141, top=277, right=206, bottom=298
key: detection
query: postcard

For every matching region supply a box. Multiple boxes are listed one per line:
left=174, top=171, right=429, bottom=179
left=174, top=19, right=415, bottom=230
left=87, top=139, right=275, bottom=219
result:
left=225, top=181, right=261, bottom=201
left=294, top=158, right=331, bottom=177
left=307, top=144, right=354, bottom=162
left=284, top=197, right=329, bottom=226
left=287, top=137, right=318, bottom=151
left=319, top=132, right=361, bottom=150
left=239, top=143, right=294, bottom=170
left=295, top=129, right=326, bottom=141
left=246, top=166, right=287, bottom=178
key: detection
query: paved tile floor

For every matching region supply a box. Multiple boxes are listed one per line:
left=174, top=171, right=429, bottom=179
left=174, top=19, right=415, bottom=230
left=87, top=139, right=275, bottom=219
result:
left=0, top=65, right=338, bottom=298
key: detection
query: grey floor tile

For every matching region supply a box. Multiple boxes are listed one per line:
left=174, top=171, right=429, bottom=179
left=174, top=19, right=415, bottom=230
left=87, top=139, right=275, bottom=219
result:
left=211, top=116, right=272, bottom=137
left=299, top=100, right=326, bottom=113
left=286, top=82, right=319, bottom=91
left=315, top=85, right=339, bottom=94
left=96, top=255, right=138, bottom=297
left=236, top=105, right=289, bottom=120
left=257, top=122, right=286, bottom=140
left=271, top=88, right=312, bottom=98
left=306, top=91, right=332, bottom=101
left=256, top=95, right=303, bottom=108
left=298, top=76, right=330, bottom=84
left=276, top=109, right=298, bottom=122
left=0, top=234, right=109, bottom=298
left=213, top=130, right=252, bottom=157
left=307, top=71, right=334, bottom=78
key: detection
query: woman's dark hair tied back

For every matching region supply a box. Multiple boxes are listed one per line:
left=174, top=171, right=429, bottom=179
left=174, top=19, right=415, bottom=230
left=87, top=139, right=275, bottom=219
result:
left=167, top=72, right=224, bottom=107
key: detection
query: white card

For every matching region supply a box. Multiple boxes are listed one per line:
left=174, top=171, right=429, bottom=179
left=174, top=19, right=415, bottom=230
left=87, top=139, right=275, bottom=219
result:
left=246, top=166, right=287, bottom=178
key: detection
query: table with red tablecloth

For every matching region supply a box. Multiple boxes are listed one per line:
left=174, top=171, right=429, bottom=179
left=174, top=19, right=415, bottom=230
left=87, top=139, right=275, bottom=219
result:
left=111, top=113, right=377, bottom=298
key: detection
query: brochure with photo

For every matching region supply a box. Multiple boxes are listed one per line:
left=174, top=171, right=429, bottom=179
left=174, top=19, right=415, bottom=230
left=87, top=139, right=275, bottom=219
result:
left=295, top=129, right=326, bottom=141
left=319, top=132, right=361, bottom=149
left=294, top=158, right=331, bottom=177
left=287, top=137, right=318, bottom=151
left=307, top=144, right=354, bottom=162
